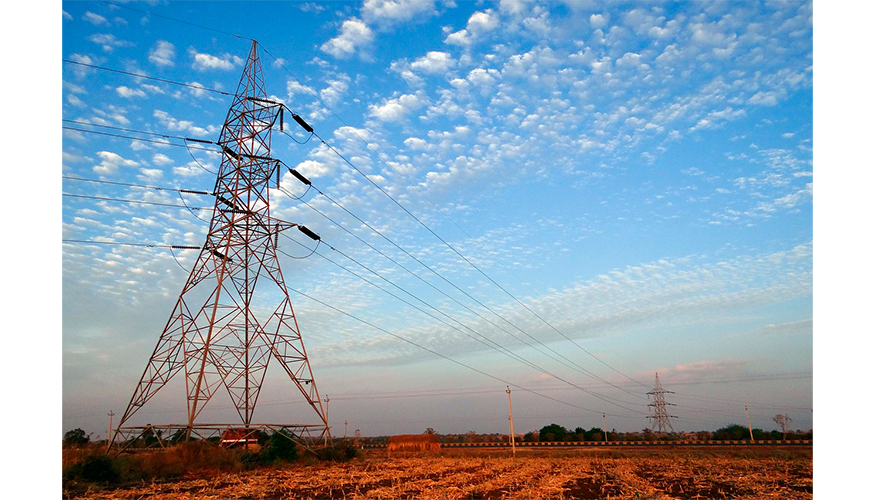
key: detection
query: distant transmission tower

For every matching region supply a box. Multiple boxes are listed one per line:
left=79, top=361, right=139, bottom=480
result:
left=647, top=372, right=676, bottom=435
left=110, top=41, right=329, bottom=452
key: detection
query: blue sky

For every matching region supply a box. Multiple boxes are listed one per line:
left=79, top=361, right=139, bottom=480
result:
left=56, top=0, right=820, bottom=440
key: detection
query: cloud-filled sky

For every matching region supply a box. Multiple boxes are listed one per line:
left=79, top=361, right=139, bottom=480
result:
left=58, top=0, right=817, bottom=440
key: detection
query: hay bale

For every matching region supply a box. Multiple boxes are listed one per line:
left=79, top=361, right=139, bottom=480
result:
left=386, top=434, right=441, bottom=453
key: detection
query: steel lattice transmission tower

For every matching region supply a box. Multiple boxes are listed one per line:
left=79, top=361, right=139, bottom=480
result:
left=647, top=372, right=677, bottom=435
left=110, top=41, right=329, bottom=451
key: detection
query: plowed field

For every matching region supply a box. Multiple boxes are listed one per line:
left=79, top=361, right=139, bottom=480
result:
left=65, top=448, right=812, bottom=499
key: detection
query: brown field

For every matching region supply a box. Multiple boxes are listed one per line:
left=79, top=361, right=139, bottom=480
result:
left=65, top=447, right=812, bottom=499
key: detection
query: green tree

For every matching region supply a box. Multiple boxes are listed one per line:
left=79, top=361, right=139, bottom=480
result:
left=261, top=430, right=298, bottom=462
left=63, top=428, right=90, bottom=448
left=713, top=424, right=749, bottom=440
left=539, top=423, right=569, bottom=442
left=582, top=427, right=604, bottom=441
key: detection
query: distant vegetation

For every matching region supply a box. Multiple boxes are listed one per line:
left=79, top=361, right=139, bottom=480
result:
left=62, top=420, right=811, bottom=492
left=356, top=423, right=812, bottom=446
left=62, top=430, right=361, bottom=493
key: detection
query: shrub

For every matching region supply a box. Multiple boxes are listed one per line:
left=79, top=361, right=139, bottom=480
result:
left=64, top=454, right=120, bottom=485
left=260, top=430, right=299, bottom=463
left=63, top=428, right=90, bottom=448
left=316, top=440, right=361, bottom=462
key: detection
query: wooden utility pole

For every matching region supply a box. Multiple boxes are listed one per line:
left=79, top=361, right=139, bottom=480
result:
left=507, top=386, right=516, bottom=457
left=745, top=406, right=754, bottom=441
left=603, top=413, right=608, bottom=441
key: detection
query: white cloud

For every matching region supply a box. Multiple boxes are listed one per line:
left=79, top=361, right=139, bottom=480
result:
left=444, top=9, right=499, bottom=47
left=88, top=33, right=133, bottom=52
left=362, top=0, right=436, bottom=25
left=294, top=160, right=331, bottom=179
left=467, top=68, right=499, bottom=87
left=590, top=13, right=609, bottom=29
left=138, top=168, right=164, bottom=181
left=321, top=18, right=374, bottom=59
left=748, top=91, right=780, bottom=106
left=404, top=137, right=428, bottom=151
left=174, top=161, right=210, bottom=177
left=499, top=0, right=532, bottom=16
left=153, top=109, right=215, bottom=137
left=183, top=81, right=211, bottom=98
left=369, top=92, right=428, bottom=122
left=468, top=10, right=500, bottom=32
left=149, top=40, right=175, bottom=67
left=320, top=77, right=350, bottom=108
left=92, top=151, right=138, bottom=176
left=189, top=49, right=243, bottom=71
left=152, top=154, right=173, bottom=166
left=83, top=11, right=108, bottom=25
left=287, top=80, right=316, bottom=100
left=115, top=86, right=146, bottom=98
left=410, top=51, right=455, bottom=74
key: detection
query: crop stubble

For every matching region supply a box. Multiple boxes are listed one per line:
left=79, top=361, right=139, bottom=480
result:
left=67, top=449, right=813, bottom=500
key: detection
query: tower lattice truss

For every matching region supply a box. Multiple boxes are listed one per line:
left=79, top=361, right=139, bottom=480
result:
left=647, top=372, right=676, bottom=434
left=111, top=41, right=328, bottom=451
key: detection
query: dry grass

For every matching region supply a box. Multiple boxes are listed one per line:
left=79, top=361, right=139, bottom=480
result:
left=386, top=434, right=441, bottom=453
left=64, top=447, right=812, bottom=499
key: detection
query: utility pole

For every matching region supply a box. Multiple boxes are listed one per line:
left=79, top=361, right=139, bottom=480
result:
left=324, top=395, right=330, bottom=446
left=106, top=410, right=114, bottom=450
left=506, top=386, right=516, bottom=457
left=344, top=420, right=348, bottom=439
left=745, top=406, right=754, bottom=441
left=603, top=413, right=608, bottom=442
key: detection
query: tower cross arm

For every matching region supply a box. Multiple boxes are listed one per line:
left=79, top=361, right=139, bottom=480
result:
left=264, top=216, right=321, bottom=242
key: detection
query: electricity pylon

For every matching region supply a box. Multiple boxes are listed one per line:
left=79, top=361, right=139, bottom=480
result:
left=110, top=41, right=329, bottom=451
left=647, top=372, right=676, bottom=435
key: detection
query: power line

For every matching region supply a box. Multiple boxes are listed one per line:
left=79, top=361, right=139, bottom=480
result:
left=61, top=9, right=808, bottom=430
left=62, top=192, right=208, bottom=210
left=278, top=229, right=645, bottom=413
left=275, top=147, right=645, bottom=400
left=262, top=53, right=651, bottom=392
left=63, top=125, right=220, bottom=154
left=103, top=0, right=253, bottom=42
left=62, top=59, right=233, bottom=96
left=62, top=239, right=202, bottom=251
left=60, top=24, right=642, bottom=407
left=237, top=98, right=643, bottom=399
left=63, top=175, right=212, bottom=196
left=286, top=283, right=636, bottom=418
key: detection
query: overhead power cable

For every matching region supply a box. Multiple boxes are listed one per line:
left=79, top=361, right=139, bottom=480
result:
left=73, top=2, right=647, bottom=395
left=273, top=147, right=644, bottom=400
left=63, top=175, right=212, bottom=196
left=62, top=192, right=207, bottom=211
left=103, top=0, right=253, bottom=42
left=63, top=125, right=220, bottom=154
left=307, top=131, right=651, bottom=391
left=277, top=228, right=645, bottom=413
left=62, top=59, right=233, bottom=96
left=62, top=239, right=202, bottom=251
left=286, top=282, right=635, bottom=418
left=260, top=50, right=652, bottom=391
left=63, top=6, right=654, bottom=423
